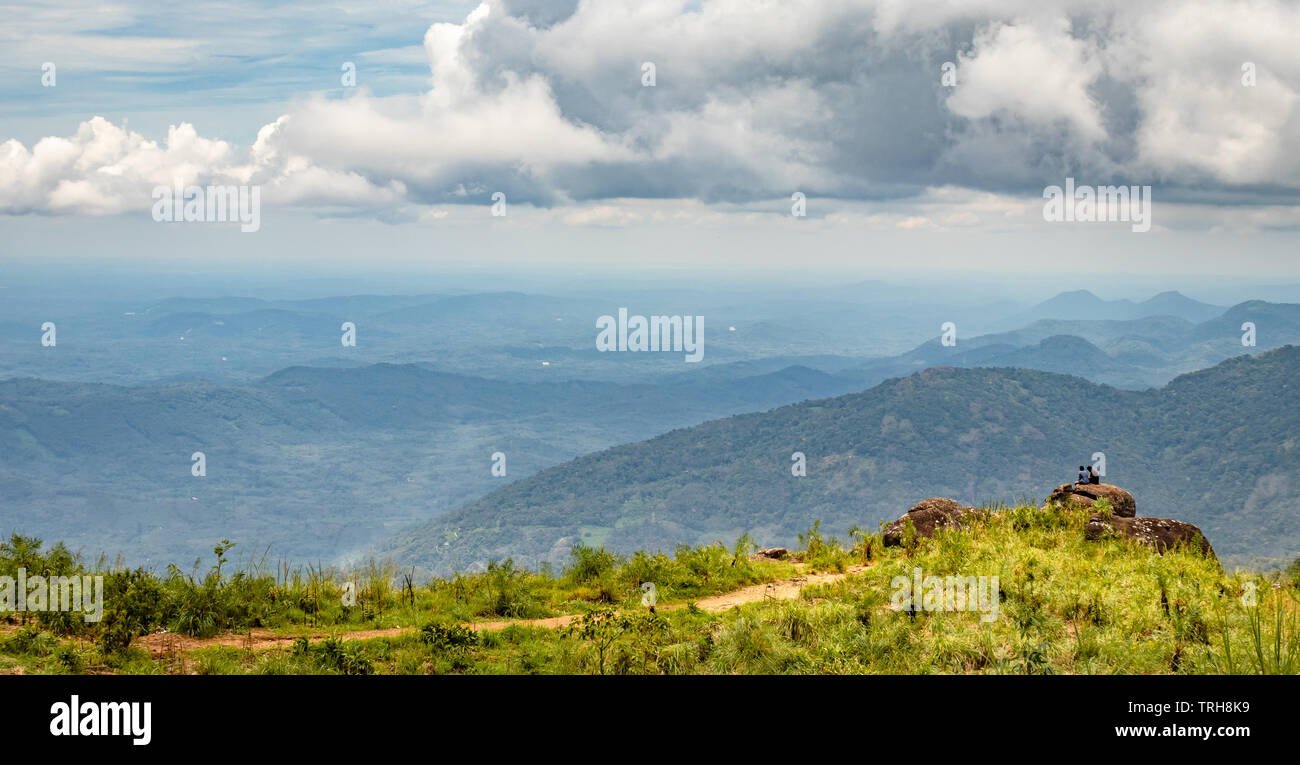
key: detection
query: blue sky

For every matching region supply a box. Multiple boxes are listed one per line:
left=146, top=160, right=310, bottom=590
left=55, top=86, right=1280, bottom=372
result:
left=2, top=0, right=1299, bottom=282
left=1, top=1, right=474, bottom=143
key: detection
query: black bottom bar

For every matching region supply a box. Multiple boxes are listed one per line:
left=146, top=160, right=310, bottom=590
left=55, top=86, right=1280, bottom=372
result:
left=5, top=675, right=1284, bottom=754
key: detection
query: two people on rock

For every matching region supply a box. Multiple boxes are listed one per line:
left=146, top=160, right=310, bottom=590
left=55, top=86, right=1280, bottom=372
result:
left=1076, top=465, right=1100, bottom=486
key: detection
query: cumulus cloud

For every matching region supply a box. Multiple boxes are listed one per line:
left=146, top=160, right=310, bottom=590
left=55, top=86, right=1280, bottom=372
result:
left=947, top=19, right=1106, bottom=141
left=1113, top=0, right=1300, bottom=186
left=3, top=0, right=1299, bottom=222
left=0, top=116, right=404, bottom=216
left=1, top=119, right=232, bottom=215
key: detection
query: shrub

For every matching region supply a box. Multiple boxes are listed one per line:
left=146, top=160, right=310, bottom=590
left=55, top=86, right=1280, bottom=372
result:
left=294, top=636, right=373, bottom=675
left=98, top=568, right=166, bottom=653
left=564, top=544, right=621, bottom=585
left=420, top=623, right=479, bottom=653
left=482, top=559, right=545, bottom=618
left=2, top=626, right=57, bottom=656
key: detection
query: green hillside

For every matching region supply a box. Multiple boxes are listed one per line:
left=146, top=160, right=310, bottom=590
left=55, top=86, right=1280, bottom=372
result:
left=0, top=364, right=857, bottom=565
left=388, top=347, right=1300, bottom=573
left=5, top=504, right=1296, bottom=676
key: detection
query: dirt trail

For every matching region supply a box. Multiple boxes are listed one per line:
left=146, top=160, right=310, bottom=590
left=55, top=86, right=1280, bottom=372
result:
left=135, top=564, right=865, bottom=658
left=465, top=564, right=863, bottom=631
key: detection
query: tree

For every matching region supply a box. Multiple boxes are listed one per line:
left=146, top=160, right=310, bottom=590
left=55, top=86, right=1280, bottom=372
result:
left=566, top=605, right=632, bottom=675
left=98, top=568, right=165, bottom=654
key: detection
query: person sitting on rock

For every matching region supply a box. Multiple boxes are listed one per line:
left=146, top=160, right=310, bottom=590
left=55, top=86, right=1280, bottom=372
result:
left=1088, top=465, right=1101, bottom=484
left=1076, top=466, right=1089, bottom=485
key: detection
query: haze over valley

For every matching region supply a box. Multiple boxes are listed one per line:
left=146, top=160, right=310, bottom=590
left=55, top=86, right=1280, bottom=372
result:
left=3, top=272, right=1298, bottom=571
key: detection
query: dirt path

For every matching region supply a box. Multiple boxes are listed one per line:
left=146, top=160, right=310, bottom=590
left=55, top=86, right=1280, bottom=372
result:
left=464, top=565, right=863, bottom=631
left=135, top=564, right=866, bottom=658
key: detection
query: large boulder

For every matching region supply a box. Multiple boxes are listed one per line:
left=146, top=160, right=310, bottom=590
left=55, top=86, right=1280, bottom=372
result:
left=1084, top=515, right=1216, bottom=558
left=1044, top=483, right=1136, bottom=518
left=882, top=498, right=986, bottom=547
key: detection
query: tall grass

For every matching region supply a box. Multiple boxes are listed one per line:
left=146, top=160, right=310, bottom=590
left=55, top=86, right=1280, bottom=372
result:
left=4, top=508, right=1298, bottom=676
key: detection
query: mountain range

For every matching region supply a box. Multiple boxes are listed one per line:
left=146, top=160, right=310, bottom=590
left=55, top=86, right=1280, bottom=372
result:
left=386, top=346, right=1300, bottom=572
left=0, top=362, right=854, bottom=565
left=833, top=300, right=1300, bottom=391
left=0, top=288, right=1241, bottom=388
left=999, top=289, right=1224, bottom=326
left=3, top=287, right=1298, bottom=571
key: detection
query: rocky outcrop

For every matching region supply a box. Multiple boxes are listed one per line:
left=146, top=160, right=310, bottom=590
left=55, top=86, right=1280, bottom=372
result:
left=879, top=484, right=1215, bottom=559
left=1044, top=483, right=1135, bottom=517
left=1084, top=514, right=1216, bottom=558
left=882, top=497, right=986, bottom=547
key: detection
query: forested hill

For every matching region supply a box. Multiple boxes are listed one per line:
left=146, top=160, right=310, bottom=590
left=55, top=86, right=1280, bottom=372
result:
left=387, top=347, right=1300, bottom=573
left=0, top=362, right=856, bottom=565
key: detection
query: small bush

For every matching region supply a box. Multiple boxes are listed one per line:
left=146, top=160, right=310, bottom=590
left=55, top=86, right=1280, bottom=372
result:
left=2, top=626, right=57, bottom=656
left=420, top=623, right=479, bottom=653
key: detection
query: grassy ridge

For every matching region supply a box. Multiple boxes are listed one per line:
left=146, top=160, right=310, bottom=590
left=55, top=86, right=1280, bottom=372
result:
left=3, top=503, right=1299, bottom=674
left=0, top=533, right=786, bottom=674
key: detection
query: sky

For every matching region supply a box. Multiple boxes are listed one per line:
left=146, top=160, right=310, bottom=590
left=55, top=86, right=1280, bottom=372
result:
left=2, top=0, right=1299, bottom=287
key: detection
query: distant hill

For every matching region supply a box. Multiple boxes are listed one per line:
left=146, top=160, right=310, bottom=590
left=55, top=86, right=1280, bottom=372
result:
left=385, top=347, right=1300, bottom=572
left=143, top=309, right=346, bottom=339
left=1004, top=289, right=1224, bottom=326
left=0, top=287, right=1255, bottom=389
left=1141, top=290, right=1225, bottom=322
left=0, top=362, right=861, bottom=566
left=837, top=300, right=1300, bottom=391
left=844, top=334, right=1143, bottom=388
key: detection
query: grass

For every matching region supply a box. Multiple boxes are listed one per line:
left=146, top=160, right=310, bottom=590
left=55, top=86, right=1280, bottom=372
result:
left=3, top=505, right=1298, bottom=675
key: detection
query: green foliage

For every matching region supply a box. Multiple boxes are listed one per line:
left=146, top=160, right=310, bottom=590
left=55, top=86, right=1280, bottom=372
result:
left=1212, top=590, right=1300, bottom=675
left=420, top=622, right=479, bottom=652
left=564, top=544, right=621, bottom=585
left=2, top=626, right=58, bottom=657
left=481, top=559, right=545, bottom=618
left=54, top=644, right=86, bottom=673
left=0, top=534, right=78, bottom=578
left=0, top=534, right=84, bottom=631
left=563, top=604, right=670, bottom=675
left=392, top=348, right=1300, bottom=572
left=5, top=515, right=1299, bottom=676
left=99, top=568, right=166, bottom=654
left=798, top=521, right=853, bottom=571
left=290, top=635, right=373, bottom=675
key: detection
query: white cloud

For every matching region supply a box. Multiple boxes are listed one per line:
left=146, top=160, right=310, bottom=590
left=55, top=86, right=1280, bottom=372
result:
left=3, top=0, right=1300, bottom=226
left=948, top=19, right=1106, bottom=142
left=1112, top=0, right=1300, bottom=185
left=0, top=114, right=409, bottom=216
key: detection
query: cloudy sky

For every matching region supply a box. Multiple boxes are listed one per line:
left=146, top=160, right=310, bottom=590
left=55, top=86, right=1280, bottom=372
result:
left=2, top=0, right=1298, bottom=283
